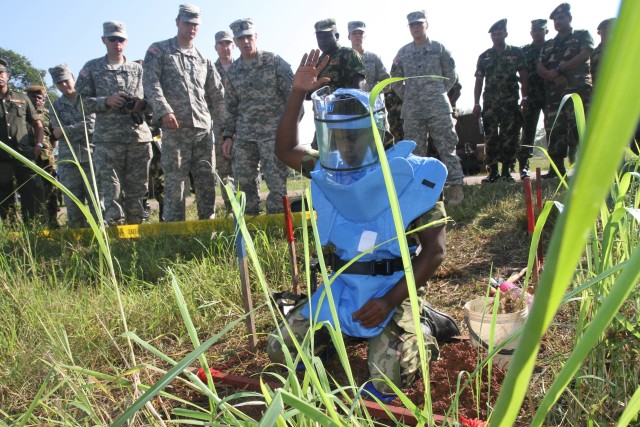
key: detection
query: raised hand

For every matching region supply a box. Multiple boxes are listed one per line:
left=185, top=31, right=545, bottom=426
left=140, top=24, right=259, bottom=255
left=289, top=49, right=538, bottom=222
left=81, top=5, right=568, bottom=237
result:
left=292, top=49, right=331, bottom=93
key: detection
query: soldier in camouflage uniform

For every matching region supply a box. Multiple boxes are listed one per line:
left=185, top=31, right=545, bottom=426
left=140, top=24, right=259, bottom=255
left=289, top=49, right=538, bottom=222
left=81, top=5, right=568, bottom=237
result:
left=0, top=58, right=45, bottom=223
left=347, top=21, right=394, bottom=141
left=143, top=4, right=225, bottom=222
left=346, top=21, right=389, bottom=92
left=76, top=21, right=152, bottom=226
left=391, top=10, right=464, bottom=205
left=385, top=90, right=404, bottom=142
left=537, top=3, right=593, bottom=178
left=590, top=18, right=615, bottom=86
left=473, top=19, right=529, bottom=183
left=590, top=18, right=637, bottom=155
left=221, top=18, right=293, bottom=215
left=267, top=50, right=453, bottom=396
left=214, top=30, right=236, bottom=215
left=517, top=19, right=549, bottom=180
left=49, top=64, right=97, bottom=228
left=314, top=19, right=365, bottom=93
left=27, top=85, right=59, bottom=227
left=308, top=18, right=366, bottom=150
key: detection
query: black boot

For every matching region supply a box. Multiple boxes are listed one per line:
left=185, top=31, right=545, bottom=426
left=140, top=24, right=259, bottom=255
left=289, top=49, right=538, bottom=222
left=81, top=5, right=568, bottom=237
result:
left=501, top=163, right=515, bottom=182
left=543, top=157, right=566, bottom=180
left=482, top=164, right=500, bottom=183
left=142, top=198, right=150, bottom=221
left=421, top=303, right=462, bottom=344
left=519, top=159, right=530, bottom=180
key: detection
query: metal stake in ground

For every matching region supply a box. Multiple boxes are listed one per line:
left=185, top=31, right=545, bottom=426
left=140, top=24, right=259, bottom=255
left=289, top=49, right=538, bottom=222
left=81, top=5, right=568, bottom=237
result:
left=523, top=177, right=541, bottom=287
left=282, top=195, right=300, bottom=295
left=234, top=215, right=258, bottom=350
left=523, top=178, right=536, bottom=236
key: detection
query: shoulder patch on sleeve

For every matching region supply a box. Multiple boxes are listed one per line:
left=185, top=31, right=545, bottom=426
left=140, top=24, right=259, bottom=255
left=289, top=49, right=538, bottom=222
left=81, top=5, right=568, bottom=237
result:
left=144, top=45, right=161, bottom=63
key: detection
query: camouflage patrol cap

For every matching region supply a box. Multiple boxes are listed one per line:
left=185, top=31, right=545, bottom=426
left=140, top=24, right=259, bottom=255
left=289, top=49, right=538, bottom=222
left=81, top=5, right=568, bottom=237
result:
left=531, top=19, right=548, bottom=30
left=550, top=3, right=571, bottom=20
left=103, top=21, right=127, bottom=38
left=230, top=18, right=255, bottom=38
left=348, top=21, right=366, bottom=33
left=178, top=4, right=201, bottom=24
left=215, top=30, right=233, bottom=43
left=597, top=18, right=616, bottom=31
left=315, top=18, right=337, bottom=33
left=0, top=58, right=8, bottom=72
left=49, top=63, right=73, bottom=83
left=26, top=85, right=46, bottom=94
left=489, top=19, right=507, bottom=33
left=407, top=11, right=427, bottom=24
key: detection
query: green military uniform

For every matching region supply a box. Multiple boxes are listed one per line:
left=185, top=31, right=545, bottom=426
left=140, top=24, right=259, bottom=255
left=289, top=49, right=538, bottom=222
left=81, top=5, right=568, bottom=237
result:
left=539, top=27, right=593, bottom=168
left=517, top=21, right=548, bottom=175
left=475, top=23, right=527, bottom=177
left=318, top=47, right=365, bottom=93
left=0, top=89, right=45, bottom=221
left=30, top=103, right=59, bottom=227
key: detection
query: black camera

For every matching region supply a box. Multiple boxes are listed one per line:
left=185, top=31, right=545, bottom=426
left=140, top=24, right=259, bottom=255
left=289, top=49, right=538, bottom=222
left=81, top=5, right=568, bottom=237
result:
left=123, top=96, right=136, bottom=111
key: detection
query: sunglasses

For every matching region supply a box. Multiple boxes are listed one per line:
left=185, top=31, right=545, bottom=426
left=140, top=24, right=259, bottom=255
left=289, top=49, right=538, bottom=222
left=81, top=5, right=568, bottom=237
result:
left=106, top=36, right=126, bottom=43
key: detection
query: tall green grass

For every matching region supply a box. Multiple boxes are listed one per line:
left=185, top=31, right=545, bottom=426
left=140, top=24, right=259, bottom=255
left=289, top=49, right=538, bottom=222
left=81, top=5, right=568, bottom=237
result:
left=492, top=1, right=640, bottom=425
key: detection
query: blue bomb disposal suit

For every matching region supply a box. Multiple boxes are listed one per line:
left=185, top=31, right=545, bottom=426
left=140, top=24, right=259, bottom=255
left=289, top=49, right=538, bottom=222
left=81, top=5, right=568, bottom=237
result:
left=267, top=87, right=449, bottom=397
left=302, top=88, right=447, bottom=337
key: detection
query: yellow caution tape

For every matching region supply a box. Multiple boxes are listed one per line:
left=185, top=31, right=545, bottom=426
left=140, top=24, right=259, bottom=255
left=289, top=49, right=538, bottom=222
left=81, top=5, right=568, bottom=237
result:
left=34, top=211, right=315, bottom=241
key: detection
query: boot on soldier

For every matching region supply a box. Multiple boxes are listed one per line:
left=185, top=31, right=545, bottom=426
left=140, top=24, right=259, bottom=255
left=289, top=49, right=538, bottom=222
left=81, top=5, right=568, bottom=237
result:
left=446, top=184, right=464, bottom=206
left=501, top=163, right=515, bottom=182
left=542, top=157, right=566, bottom=180
left=519, top=159, right=530, bottom=180
left=482, top=164, right=500, bottom=184
left=142, top=198, right=150, bottom=221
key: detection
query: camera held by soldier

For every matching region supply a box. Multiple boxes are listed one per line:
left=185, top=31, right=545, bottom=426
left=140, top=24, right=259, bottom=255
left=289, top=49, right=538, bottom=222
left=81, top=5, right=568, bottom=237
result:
left=119, top=96, right=138, bottom=112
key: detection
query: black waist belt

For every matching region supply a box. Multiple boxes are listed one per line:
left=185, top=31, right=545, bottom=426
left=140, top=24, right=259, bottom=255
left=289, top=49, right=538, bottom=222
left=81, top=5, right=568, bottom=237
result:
left=328, top=253, right=406, bottom=276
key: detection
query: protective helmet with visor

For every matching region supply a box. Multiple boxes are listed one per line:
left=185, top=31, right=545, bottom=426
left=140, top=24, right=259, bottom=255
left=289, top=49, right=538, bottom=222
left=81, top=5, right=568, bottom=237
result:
left=311, top=87, right=387, bottom=177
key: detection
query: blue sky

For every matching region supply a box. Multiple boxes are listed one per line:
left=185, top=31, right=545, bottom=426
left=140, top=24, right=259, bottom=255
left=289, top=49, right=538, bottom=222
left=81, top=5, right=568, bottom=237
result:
left=2, top=0, right=621, bottom=139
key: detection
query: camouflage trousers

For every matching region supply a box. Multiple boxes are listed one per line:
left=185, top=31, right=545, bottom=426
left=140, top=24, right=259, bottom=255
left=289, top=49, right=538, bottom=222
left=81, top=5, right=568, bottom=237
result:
left=162, top=128, right=216, bottom=222
left=148, top=140, right=164, bottom=219
left=404, top=116, right=464, bottom=185
left=231, top=137, right=288, bottom=214
left=266, top=289, right=438, bottom=394
left=94, top=142, right=151, bottom=225
left=517, top=100, right=546, bottom=167
left=481, top=103, right=523, bottom=168
left=385, top=91, right=404, bottom=143
left=544, top=86, right=592, bottom=164
left=214, top=132, right=235, bottom=213
left=58, top=160, right=98, bottom=228
left=36, top=158, right=60, bottom=227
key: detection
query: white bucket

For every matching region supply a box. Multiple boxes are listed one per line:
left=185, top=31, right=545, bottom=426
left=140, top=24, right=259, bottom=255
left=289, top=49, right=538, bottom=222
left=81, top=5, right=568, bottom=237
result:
left=463, top=297, right=528, bottom=369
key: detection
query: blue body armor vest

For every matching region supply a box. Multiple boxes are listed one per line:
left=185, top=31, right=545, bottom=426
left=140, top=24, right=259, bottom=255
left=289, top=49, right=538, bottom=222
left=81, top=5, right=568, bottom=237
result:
left=301, top=140, right=447, bottom=337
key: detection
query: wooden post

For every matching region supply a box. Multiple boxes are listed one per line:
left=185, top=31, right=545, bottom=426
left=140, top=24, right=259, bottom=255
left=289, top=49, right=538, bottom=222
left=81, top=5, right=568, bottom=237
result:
left=282, top=196, right=300, bottom=295
left=235, top=216, right=258, bottom=350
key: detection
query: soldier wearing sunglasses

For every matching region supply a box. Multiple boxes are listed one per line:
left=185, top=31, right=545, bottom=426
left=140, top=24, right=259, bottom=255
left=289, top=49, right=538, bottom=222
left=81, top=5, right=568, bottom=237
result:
left=75, top=20, right=152, bottom=226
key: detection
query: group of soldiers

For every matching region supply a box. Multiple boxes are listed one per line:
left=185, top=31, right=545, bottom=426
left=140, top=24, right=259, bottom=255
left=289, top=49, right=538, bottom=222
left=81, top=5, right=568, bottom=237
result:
left=472, top=3, right=620, bottom=184
left=0, top=2, right=624, bottom=229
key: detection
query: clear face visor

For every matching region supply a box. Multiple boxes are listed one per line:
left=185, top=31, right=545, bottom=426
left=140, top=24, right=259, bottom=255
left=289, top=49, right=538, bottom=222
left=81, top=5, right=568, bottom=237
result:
left=311, top=87, right=386, bottom=175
